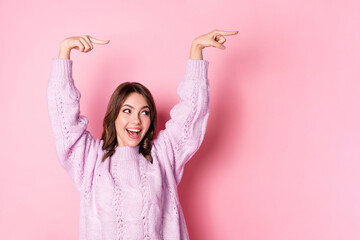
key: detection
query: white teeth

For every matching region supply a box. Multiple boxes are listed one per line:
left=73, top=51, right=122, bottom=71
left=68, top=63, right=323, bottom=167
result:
left=127, top=128, right=141, bottom=133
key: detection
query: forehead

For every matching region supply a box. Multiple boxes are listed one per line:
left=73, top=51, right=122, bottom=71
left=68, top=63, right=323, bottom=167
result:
left=122, top=92, right=149, bottom=106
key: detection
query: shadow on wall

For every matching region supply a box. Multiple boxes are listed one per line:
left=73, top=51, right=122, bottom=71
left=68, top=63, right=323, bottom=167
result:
left=178, top=45, right=262, bottom=239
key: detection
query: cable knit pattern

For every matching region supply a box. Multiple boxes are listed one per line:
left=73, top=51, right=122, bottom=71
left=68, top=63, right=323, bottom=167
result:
left=47, top=58, right=210, bottom=240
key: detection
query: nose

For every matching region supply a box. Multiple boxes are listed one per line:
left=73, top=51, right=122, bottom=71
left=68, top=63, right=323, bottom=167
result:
left=131, top=113, right=141, bottom=124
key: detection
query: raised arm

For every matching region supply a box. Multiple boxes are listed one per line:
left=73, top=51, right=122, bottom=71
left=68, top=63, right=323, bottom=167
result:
left=47, top=36, right=110, bottom=191
left=154, top=29, right=238, bottom=184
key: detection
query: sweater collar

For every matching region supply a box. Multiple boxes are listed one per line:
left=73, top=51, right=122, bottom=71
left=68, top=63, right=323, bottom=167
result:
left=113, top=145, right=140, bottom=160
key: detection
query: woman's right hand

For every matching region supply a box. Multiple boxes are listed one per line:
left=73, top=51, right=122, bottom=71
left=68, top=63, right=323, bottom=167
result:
left=58, top=35, right=110, bottom=59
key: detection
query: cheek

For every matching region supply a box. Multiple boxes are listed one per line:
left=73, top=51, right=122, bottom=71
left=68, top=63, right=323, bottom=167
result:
left=115, top=116, right=127, bottom=132
left=143, top=118, right=151, bottom=132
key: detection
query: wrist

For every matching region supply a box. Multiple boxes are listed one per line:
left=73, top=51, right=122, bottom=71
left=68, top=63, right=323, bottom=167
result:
left=58, top=45, right=71, bottom=59
left=189, top=42, right=203, bottom=60
left=191, top=40, right=204, bottom=50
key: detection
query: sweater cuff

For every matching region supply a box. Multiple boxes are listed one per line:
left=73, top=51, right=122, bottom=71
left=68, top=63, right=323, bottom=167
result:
left=50, top=58, right=73, bottom=79
left=184, top=59, right=209, bottom=81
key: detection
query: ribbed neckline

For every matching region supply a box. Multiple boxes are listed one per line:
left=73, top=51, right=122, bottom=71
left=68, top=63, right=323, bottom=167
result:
left=112, top=145, right=140, bottom=160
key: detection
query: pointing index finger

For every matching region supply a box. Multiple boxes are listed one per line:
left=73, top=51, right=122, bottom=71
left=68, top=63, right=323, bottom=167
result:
left=215, top=30, right=239, bottom=36
left=89, top=36, right=110, bottom=44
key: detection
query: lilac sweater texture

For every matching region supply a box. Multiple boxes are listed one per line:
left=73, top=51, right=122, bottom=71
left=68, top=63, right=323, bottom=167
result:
left=47, top=58, right=210, bottom=240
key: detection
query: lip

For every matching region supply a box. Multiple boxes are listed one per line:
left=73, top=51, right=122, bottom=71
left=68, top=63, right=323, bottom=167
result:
left=126, top=128, right=142, bottom=140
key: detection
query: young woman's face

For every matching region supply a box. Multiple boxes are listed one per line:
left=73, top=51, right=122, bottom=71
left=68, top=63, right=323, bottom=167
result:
left=115, top=92, right=151, bottom=147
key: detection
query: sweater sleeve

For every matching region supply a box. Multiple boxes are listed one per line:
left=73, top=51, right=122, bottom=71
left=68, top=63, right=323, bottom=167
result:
left=47, top=59, right=99, bottom=192
left=153, top=59, right=210, bottom=184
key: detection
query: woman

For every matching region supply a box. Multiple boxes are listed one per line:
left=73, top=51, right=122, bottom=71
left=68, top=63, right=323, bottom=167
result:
left=47, top=29, right=238, bottom=239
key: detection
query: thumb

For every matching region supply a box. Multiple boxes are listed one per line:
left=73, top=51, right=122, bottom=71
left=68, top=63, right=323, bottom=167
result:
left=212, top=40, right=226, bottom=50
left=89, top=36, right=110, bottom=45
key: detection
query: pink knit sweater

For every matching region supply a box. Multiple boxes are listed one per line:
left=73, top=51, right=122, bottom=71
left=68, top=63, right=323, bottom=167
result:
left=47, top=58, right=209, bottom=240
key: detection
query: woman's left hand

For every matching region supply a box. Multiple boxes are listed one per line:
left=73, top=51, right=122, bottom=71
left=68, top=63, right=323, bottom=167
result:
left=190, top=29, right=238, bottom=60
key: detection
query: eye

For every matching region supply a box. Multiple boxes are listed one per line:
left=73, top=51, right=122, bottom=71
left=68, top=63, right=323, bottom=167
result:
left=123, top=109, right=131, bottom=113
left=142, top=110, right=150, bottom=116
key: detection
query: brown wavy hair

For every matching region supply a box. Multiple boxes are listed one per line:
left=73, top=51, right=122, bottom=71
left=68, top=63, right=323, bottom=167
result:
left=101, top=82, right=157, bottom=163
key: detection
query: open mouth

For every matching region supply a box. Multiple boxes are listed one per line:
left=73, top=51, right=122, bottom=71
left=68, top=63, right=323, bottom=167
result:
left=126, top=128, right=142, bottom=139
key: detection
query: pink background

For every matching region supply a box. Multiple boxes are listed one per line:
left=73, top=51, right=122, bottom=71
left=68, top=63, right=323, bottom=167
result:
left=1, top=0, right=360, bottom=239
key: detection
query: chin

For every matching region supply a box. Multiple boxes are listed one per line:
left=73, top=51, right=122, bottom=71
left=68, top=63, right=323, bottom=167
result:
left=127, top=137, right=144, bottom=147
left=128, top=142, right=140, bottom=147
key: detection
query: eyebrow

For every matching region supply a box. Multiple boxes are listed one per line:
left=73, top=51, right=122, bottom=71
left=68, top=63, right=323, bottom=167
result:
left=122, top=104, right=150, bottom=110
